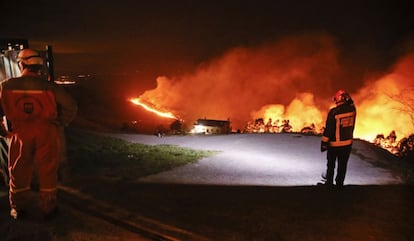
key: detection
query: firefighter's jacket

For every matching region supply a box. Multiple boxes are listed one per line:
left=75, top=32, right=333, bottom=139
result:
left=0, top=75, right=77, bottom=130
left=0, top=74, right=77, bottom=212
left=322, top=102, right=356, bottom=147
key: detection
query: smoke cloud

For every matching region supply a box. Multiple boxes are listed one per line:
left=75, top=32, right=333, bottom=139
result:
left=353, top=53, right=414, bottom=141
left=138, top=34, right=340, bottom=127
left=136, top=33, right=414, bottom=141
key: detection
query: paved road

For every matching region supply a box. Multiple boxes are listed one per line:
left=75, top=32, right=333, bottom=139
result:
left=0, top=132, right=407, bottom=241
left=111, top=133, right=403, bottom=186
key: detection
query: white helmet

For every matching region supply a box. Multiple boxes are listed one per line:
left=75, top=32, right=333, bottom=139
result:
left=17, top=49, right=44, bottom=66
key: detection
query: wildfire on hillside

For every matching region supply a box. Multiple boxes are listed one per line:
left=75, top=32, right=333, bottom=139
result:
left=129, top=34, right=414, bottom=156
left=129, top=98, right=177, bottom=120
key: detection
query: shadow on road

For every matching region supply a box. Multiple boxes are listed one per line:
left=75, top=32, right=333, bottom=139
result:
left=1, top=180, right=414, bottom=241
left=57, top=178, right=414, bottom=241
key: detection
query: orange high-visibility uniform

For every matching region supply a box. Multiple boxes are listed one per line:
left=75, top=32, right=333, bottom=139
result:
left=0, top=74, right=77, bottom=214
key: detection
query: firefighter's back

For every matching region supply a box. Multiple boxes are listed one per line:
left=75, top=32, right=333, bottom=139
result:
left=1, top=75, right=57, bottom=127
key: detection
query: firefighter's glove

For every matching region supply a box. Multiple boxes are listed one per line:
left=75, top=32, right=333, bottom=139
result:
left=320, top=141, right=328, bottom=152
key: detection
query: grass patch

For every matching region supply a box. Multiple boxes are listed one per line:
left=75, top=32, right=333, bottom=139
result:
left=65, top=128, right=217, bottom=180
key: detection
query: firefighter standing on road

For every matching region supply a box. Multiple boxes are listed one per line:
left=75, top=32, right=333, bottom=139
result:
left=0, top=49, right=77, bottom=220
left=320, top=90, right=356, bottom=189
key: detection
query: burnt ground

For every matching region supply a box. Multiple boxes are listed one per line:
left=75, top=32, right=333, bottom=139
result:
left=0, top=133, right=413, bottom=241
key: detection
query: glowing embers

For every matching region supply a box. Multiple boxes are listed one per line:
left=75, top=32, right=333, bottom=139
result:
left=130, top=98, right=177, bottom=119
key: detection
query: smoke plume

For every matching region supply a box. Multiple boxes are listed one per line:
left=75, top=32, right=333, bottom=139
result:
left=138, top=34, right=340, bottom=128
left=136, top=33, right=414, bottom=141
left=353, top=53, right=414, bottom=141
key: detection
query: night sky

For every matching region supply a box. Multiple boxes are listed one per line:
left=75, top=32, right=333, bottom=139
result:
left=2, top=0, right=414, bottom=132
left=3, top=1, right=413, bottom=76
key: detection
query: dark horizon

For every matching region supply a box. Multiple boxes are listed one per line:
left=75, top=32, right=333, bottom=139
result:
left=3, top=0, right=414, bottom=137
left=3, top=1, right=413, bottom=77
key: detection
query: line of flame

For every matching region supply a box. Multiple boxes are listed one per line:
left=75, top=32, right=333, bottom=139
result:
left=130, top=98, right=177, bottom=119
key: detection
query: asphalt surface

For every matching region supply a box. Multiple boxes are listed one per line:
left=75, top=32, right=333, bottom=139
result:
left=0, top=133, right=408, bottom=241
left=111, top=133, right=403, bottom=186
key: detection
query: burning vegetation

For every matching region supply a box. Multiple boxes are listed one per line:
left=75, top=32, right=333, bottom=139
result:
left=373, top=131, right=414, bottom=158
left=244, top=118, right=317, bottom=135
left=130, top=97, right=178, bottom=120
left=128, top=34, right=414, bottom=158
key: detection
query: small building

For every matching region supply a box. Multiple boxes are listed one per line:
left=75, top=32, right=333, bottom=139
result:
left=191, top=118, right=231, bottom=134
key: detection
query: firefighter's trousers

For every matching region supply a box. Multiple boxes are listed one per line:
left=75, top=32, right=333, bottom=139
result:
left=8, top=121, right=60, bottom=214
left=326, top=145, right=352, bottom=186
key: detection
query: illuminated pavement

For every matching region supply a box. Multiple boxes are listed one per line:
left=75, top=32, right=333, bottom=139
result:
left=113, top=133, right=403, bottom=186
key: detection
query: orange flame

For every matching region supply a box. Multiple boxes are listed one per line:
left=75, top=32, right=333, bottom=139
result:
left=130, top=35, right=414, bottom=155
left=130, top=98, right=177, bottom=119
left=251, top=93, right=325, bottom=133
left=352, top=53, right=414, bottom=143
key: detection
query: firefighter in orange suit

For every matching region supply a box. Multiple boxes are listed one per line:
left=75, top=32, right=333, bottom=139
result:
left=320, top=90, right=356, bottom=188
left=0, top=49, right=77, bottom=220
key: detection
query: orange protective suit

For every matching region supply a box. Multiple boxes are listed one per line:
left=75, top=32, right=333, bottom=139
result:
left=0, top=73, right=77, bottom=214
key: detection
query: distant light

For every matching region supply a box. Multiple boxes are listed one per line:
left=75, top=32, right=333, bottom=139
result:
left=55, top=75, right=76, bottom=85
left=191, top=124, right=207, bottom=134
left=55, top=80, right=76, bottom=85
